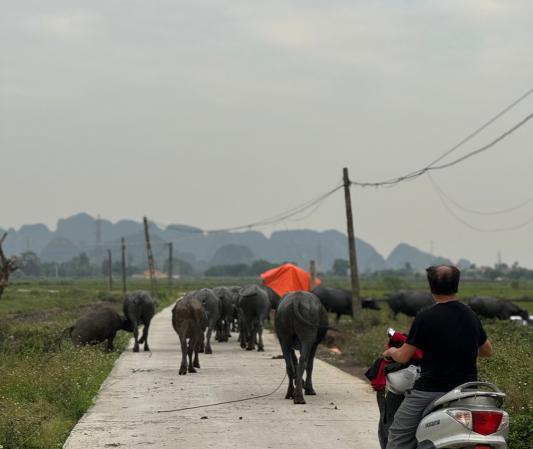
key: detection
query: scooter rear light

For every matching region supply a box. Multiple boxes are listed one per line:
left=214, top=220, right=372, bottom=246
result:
left=446, top=409, right=472, bottom=429
left=472, top=410, right=503, bottom=435
left=498, top=411, right=509, bottom=431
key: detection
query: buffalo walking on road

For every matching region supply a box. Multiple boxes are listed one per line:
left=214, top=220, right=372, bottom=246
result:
left=275, top=291, right=329, bottom=404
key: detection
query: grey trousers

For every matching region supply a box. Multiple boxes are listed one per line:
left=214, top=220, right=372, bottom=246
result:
left=386, top=390, right=446, bottom=449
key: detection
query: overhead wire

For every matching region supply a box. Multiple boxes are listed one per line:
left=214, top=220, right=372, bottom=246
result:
left=427, top=174, right=533, bottom=232
left=350, top=86, right=533, bottom=187
left=428, top=173, right=533, bottom=216
left=158, top=183, right=344, bottom=235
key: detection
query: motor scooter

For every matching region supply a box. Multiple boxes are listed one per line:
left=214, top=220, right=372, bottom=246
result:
left=377, top=328, right=509, bottom=449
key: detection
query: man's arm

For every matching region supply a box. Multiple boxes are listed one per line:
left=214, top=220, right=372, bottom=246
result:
left=383, top=343, right=418, bottom=364
left=478, top=339, right=493, bottom=358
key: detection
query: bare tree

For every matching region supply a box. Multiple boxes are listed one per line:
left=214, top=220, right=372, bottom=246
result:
left=0, top=233, right=19, bottom=299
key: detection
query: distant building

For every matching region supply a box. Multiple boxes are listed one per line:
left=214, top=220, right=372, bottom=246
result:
left=143, top=269, right=167, bottom=279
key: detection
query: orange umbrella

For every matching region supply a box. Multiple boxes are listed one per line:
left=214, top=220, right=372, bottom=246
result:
left=260, top=263, right=321, bottom=297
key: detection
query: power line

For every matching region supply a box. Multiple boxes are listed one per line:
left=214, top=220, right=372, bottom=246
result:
left=428, top=173, right=533, bottom=216
left=428, top=173, right=533, bottom=232
left=427, top=86, right=533, bottom=168
left=350, top=89, right=533, bottom=188
left=159, top=184, right=344, bottom=235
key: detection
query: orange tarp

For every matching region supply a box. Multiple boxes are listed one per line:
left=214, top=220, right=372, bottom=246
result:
left=260, top=263, right=321, bottom=297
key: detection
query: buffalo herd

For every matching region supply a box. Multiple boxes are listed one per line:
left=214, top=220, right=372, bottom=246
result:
left=62, top=284, right=530, bottom=404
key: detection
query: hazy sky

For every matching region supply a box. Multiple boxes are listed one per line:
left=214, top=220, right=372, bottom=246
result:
left=2, top=1, right=533, bottom=268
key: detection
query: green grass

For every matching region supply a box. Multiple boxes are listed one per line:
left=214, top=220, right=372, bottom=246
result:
left=0, top=280, right=178, bottom=449
left=1, top=277, right=532, bottom=448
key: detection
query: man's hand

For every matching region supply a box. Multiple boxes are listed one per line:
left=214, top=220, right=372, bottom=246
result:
left=383, top=344, right=418, bottom=364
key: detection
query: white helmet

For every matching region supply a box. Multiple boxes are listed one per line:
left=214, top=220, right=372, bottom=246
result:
left=386, top=365, right=421, bottom=395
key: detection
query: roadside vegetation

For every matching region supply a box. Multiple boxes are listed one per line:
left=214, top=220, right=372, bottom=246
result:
left=0, top=277, right=532, bottom=448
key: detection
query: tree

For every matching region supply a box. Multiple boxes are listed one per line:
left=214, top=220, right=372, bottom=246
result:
left=332, top=259, right=349, bottom=276
left=18, top=251, right=42, bottom=276
left=0, top=233, right=19, bottom=299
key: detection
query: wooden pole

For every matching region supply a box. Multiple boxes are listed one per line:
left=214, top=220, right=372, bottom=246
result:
left=121, top=237, right=126, bottom=293
left=168, top=242, right=173, bottom=298
left=309, top=260, right=317, bottom=290
left=108, top=249, right=113, bottom=291
left=343, top=167, right=361, bottom=322
left=143, top=217, right=158, bottom=298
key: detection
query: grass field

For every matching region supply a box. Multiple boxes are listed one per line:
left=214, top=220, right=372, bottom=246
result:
left=0, top=277, right=532, bottom=448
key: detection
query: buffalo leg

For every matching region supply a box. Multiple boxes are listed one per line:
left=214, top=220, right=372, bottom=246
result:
left=132, top=321, right=140, bottom=352
left=281, top=342, right=296, bottom=400
left=193, top=336, right=201, bottom=369
left=205, top=325, right=214, bottom=354
left=257, top=322, right=265, bottom=352
left=107, top=332, right=117, bottom=352
left=304, top=343, right=319, bottom=395
left=179, top=334, right=188, bottom=375
left=246, top=321, right=256, bottom=351
left=187, top=338, right=197, bottom=373
left=138, top=323, right=151, bottom=352
left=335, top=313, right=341, bottom=323
left=294, top=342, right=311, bottom=404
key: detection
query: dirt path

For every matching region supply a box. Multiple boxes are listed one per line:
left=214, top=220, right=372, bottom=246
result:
left=64, top=304, right=380, bottom=449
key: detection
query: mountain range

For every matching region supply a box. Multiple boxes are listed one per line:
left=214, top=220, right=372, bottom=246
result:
left=0, top=213, right=469, bottom=273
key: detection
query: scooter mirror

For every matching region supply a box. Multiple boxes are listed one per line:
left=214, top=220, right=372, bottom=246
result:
left=387, top=327, right=396, bottom=339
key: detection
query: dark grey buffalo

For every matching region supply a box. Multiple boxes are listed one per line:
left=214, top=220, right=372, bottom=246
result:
left=469, top=296, right=530, bottom=322
left=186, top=288, right=221, bottom=354
left=237, top=284, right=270, bottom=351
left=124, top=290, right=155, bottom=352
left=63, top=308, right=129, bottom=351
left=387, top=290, right=435, bottom=318
left=311, top=286, right=381, bottom=322
left=275, top=291, right=329, bottom=404
left=261, top=285, right=282, bottom=311
left=212, top=287, right=234, bottom=342
left=172, top=296, right=207, bottom=375
left=226, top=286, right=241, bottom=332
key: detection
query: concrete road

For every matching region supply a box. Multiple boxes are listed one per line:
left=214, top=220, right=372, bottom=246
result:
left=64, top=304, right=380, bottom=449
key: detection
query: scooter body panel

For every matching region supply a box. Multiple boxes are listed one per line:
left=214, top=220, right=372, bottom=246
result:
left=417, top=407, right=508, bottom=448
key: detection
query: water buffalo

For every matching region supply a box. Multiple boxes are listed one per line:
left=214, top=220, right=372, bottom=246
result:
left=387, top=290, right=434, bottom=318
left=124, top=290, right=155, bottom=352
left=237, top=284, right=270, bottom=351
left=212, top=287, right=234, bottom=342
left=227, top=286, right=241, bottom=331
left=275, top=291, right=329, bottom=404
left=469, top=296, right=530, bottom=322
left=185, top=288, right=221, bottom=354
left=172, top=296, right=207, bottom=375
left=261, top=285, right=281, bottom=311
left=63, top=308, right=129, bottom=351
left=311, top=286, right=381, bottom=322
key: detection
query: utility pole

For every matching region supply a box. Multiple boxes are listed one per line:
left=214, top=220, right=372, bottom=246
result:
left=143, top=217, right=158, bottom=299
left=121, top=237, right=126, bottom=293
left=309, top=260, right=317, bottom=290
left=343, top=167, right=361, bottom=322
left=108, top=249, right=113, bottom=291
left=168, top=242, right=173, bottom=298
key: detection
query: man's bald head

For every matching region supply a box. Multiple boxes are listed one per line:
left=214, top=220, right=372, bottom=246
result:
left=426, top=265, right=461, bottom=296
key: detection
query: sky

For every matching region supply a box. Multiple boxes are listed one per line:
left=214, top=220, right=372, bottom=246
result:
left=1, top=0, right=533, bottom=268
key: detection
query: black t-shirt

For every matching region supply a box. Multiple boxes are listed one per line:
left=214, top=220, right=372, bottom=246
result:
left=405, top=300, right=487, bottom=392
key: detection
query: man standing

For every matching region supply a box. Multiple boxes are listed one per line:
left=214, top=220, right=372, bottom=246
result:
left=382, top=265, right=493, bottom=449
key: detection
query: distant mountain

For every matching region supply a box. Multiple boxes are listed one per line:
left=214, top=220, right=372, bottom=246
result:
left=1, top=213, right=469, bottom=273
left=386, top=243, right=453, bottom=270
